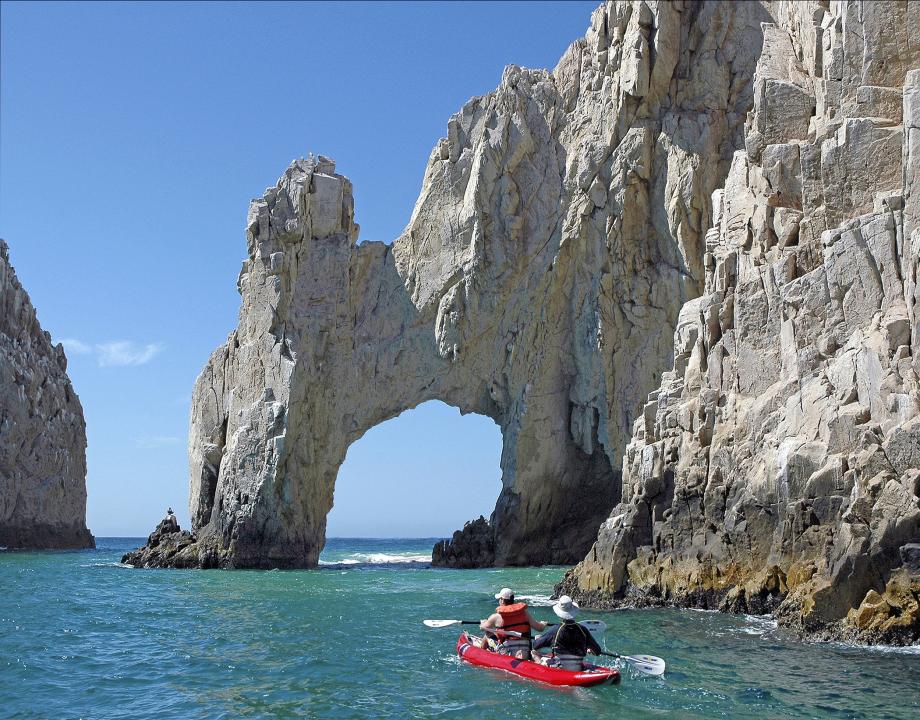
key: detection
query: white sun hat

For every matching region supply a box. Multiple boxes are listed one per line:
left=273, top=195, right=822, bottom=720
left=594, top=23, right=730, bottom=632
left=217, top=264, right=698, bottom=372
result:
left=552, top=595, right=580, bottom=620
left=494, top=587, right=514, bottom=600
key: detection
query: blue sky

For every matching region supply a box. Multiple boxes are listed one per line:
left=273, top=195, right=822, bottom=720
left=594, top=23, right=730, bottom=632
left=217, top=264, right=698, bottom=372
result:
left=0, top=0, right=597, bottom=537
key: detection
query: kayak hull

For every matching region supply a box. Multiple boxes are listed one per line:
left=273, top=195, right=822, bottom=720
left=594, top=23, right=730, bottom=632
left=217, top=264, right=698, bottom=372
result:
left=456, top=632, right=620, bottom=688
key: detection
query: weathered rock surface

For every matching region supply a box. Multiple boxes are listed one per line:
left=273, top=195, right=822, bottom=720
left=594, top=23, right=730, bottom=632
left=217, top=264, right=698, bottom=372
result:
left=432, top=516, right=494, bottom=569
left=0, top=240, right=93, bottom=549
left=122, top=515, right=201, bottom=568
left=127, top=0, right=771, bottom=569
left=562, top=0, right=920, bottom=644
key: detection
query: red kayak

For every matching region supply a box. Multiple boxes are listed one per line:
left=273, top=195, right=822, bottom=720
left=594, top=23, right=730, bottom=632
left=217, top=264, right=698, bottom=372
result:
left=456, top=632, right=620, bottom=687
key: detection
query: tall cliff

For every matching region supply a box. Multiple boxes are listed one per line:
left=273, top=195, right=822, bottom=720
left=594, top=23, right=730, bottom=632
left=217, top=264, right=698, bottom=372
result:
left=0, top=240, right=93, bottom=549
left=562, top=0, right=920, bottom=644
left=125, top=0, right=771, bottom=569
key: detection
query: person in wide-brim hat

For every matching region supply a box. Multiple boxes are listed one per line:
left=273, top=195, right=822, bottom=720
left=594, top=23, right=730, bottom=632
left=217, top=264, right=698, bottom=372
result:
left=532, top=595, right=603, bottom=670
left=552, top=594, right=580, bottom=620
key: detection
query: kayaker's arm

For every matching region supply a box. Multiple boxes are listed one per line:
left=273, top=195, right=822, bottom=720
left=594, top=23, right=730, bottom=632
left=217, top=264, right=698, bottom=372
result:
left=584, top=626, right=603, bottom=655
left=480, top=612, right=501, bottom=631
left=527, top=613, right=547, bottom=632
left=531, top=627, right=553, bottom=652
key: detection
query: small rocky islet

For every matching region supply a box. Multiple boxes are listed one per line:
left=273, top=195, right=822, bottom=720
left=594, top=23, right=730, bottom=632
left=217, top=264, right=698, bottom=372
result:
left=4, top=0, right=920, bottom=649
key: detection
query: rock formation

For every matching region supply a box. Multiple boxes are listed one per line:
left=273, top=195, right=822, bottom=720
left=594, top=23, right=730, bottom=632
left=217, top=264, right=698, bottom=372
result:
left=126, top=0, right=771, bottom=569
left=0, top=239, right=94, bottom=549
left=561, top=0, right=920, bottom=644
left=123, top=514, right=197, bottom=568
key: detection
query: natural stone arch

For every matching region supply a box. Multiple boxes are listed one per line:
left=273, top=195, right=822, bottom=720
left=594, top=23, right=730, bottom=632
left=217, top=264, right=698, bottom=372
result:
left=133, top=0, right=771, bottom=570
left=188, top=152, right=622, bottom=568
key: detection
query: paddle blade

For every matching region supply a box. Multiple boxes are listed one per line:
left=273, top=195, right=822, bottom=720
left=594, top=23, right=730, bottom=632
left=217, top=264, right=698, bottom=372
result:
left=623, top=654, right=666, bottom=676
left=546, top=620, right=607, bottom=635
left=423, top=619, right=461, bottom=628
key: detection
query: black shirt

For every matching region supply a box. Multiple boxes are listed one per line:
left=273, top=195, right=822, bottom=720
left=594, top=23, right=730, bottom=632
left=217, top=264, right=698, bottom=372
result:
left=532, top=621, right=603, bottom=656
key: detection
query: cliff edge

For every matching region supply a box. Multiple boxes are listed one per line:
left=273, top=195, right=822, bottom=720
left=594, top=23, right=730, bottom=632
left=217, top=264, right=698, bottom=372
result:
left=0, top=240, right=94, bottom=549
left=561, top=0, right=920, bottom=645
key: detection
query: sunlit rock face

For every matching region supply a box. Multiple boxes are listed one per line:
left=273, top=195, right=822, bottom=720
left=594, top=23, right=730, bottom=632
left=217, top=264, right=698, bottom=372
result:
left=0, top=240, right=93, bottom=550
left=562, top=0, right=920, bottom=645
left=126, top=0, right=770, bottom=569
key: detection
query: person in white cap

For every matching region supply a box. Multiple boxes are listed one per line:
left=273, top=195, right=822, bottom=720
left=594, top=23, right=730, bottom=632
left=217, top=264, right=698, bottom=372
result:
left=531, top=595, right=603, bottom=670
left=479, top=587, right=547, bottom=658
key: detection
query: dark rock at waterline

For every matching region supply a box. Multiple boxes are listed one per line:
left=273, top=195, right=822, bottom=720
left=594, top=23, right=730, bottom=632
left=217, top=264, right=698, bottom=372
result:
left=122, top=516, right=205, bottom=569
left=432, top=516, right=495, bottom=568
left=0, top=523, right=94, bottom=551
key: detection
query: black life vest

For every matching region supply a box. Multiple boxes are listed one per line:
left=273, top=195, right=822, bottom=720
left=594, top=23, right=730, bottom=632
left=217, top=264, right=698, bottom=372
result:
left=551, top=621, right=590, bottom=657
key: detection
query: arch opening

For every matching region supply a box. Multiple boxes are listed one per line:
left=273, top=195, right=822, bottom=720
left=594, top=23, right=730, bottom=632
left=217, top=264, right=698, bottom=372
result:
left=325, top=400, right=502, bottom=541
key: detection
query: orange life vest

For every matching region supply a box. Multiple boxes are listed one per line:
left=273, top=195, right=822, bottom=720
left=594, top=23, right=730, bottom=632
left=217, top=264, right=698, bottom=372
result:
left=496, top=602, right=532, bottom=638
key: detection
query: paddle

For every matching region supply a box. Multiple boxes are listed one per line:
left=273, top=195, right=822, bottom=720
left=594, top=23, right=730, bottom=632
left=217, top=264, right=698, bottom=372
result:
left=546, top=620, right=607, bottom=635
left=423, top=619, right=608, bottom=634
left=600, top=651, right=666, bottom=676
left=423, top=620, right=525, bottom=638
left=423, top=619, right=482, bottom=628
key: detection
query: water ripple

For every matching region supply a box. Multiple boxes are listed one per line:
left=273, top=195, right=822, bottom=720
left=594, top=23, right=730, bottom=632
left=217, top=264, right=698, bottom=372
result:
left=0, top=538, right=918, bottom=720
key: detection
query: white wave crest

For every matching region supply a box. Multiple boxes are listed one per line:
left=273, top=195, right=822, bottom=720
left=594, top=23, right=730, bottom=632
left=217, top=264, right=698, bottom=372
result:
left=740, top=615, right=778, bottom=635
left=365, top=552, right=432, bottom=564
left=518, top=594, right=555, bottom=606
left=831, top=641, right=920, bottom=655
left=319, top=552, right=432, bottom=566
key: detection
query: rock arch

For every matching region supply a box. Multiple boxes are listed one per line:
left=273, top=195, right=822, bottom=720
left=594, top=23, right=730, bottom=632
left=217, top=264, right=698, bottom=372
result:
left=188, top=152, right=622, bottom=568
left=136, top=1, right=770, bottom=569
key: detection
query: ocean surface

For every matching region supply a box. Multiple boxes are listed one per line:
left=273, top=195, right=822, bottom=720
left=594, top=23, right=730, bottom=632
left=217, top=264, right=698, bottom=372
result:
left=2, top=537, right=919, bottom=720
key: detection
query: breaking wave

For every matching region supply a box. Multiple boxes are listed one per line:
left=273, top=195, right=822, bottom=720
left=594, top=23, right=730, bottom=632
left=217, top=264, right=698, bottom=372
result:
left=518, top=594, right=555, bottom=606
left=319, top=552, right=432, bottom=567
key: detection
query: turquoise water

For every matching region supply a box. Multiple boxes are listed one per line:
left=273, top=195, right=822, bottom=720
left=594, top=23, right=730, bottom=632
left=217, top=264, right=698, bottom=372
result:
left=2, top=538, right=919, bottom=719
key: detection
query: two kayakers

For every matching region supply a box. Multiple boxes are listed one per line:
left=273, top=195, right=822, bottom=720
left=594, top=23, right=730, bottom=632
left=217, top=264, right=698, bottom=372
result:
left=479, top=587, right=547, bottom=658
left=531, top=595, right=603, bottom=670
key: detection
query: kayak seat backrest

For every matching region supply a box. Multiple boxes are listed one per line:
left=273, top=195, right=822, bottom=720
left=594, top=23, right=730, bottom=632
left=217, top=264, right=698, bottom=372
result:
left=551, top=653, right=585, bottom=671
left=498, top=639, right=531, bottom=655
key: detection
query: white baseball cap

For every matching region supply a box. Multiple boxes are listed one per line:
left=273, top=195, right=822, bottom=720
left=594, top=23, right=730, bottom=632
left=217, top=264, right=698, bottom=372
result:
left=494, top=587, right=514, bottom=600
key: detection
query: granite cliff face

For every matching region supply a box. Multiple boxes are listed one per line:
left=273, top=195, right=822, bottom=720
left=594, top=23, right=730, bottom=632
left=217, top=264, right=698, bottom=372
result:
left=0, top=240, right=93, bottom=550
left=126, top=0, right=771, bottom=569
left=562, top=0, right=920, bottom=644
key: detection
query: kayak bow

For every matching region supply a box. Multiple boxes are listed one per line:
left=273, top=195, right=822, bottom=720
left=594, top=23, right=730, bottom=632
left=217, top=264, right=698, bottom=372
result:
left=456, top=632, right=620, bottom=688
